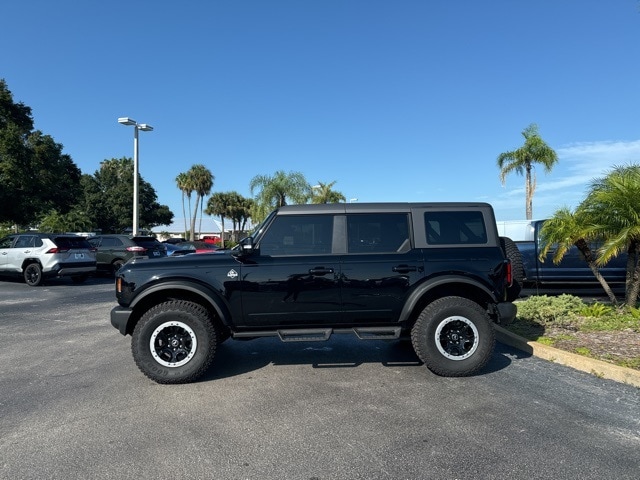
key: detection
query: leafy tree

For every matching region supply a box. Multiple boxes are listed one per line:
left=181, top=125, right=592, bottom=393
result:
left=39, top=208, right=93, bottom=233
left=579, top=164, right=640, bottom=307
left=0, top=79, right=82, bottom=226
left=539, top=207, right=618, bottom=305
left=497, top=124, right=558, bottom=220
left=249, top=170, right=310, bottom=222
left=311, top=181, right=346, bottom=204
left=82, top=158, right=173, bottom=233
left=538, top=165, right=640, bottom=308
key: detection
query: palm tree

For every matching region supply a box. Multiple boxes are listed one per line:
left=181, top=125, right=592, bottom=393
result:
left=249, top=170, right=311, bottom=222
left=311, top=181, right=346, bottom=204
left=205, top=191, right=231, bottom=248
left=579, top=164, right=640, bottom=307
left=539, top=207, right=618, bottom=305
left=497, top=124, right=558, bottom=220
left=184, top=164, right=214, bottom=241
left=175, top=172, right=192, bottom=238
left=192, top=164, right=214, bottom=238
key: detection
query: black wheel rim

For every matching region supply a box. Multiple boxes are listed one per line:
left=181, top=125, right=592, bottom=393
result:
left=435, top=316, right=479, bottom=360
left=149, top=321, right=197, bottom=367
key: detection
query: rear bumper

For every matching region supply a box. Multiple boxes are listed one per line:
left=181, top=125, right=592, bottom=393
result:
left=497, top=301, right=517, bottom=325
left=45, top=261, right=97, bottom=276
left=111, top=306, right=133, bottom=335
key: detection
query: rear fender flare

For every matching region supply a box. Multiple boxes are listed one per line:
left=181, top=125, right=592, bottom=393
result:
left=398, top=275, right=498, bottom=324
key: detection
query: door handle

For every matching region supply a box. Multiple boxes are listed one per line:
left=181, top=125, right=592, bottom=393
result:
left=309, top=267, right=334, bottom=276
left=392, top=265, right=418, bottom=273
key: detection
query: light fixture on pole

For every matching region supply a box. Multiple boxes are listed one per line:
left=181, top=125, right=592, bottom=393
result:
left=118, top=117, right=153, bottom=236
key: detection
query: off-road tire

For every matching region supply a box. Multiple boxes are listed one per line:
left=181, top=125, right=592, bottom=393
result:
left=132, top=300, right=218, bottom=384
left=411, top=296, right=495, bottom=377
left=24, top=263, right=43, bottom=287
left=500, top=236, right=524, bottom=301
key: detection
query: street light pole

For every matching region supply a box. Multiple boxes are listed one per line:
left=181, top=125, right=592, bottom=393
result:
left=118, top=117, right=153, bottom=236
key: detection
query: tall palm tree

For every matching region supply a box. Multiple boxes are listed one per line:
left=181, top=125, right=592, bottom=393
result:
left=579, top=164, right=640, bottom=306
left=311, top=181, right=346, bottom=204
left=249, top=170, right=310, bottom=222
left=539, top=207, right=618, bottom=305
left=185, top=164, right=214, bottom=241
left=175, top=172, right=192, bottom=238
left=497, top=124, right=558, bottom=220
left=192, top=164, right=214, bottom=238
left=205, top=191, right=231, bottom=248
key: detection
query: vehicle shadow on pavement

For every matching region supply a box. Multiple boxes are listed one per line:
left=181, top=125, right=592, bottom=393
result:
left=199, top=336, right=520, bottom=382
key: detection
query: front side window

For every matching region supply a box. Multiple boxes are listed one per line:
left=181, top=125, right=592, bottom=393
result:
left=0, top=236, right=14, bottom=249
left=259, top=215, right=333, bottom=256
left=425, top=211, right=487, bottom=245
left=347, top=213, right=410, bottom=253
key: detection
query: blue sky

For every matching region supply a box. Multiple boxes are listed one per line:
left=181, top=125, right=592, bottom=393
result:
left=3, top=0, right=640, bottom=229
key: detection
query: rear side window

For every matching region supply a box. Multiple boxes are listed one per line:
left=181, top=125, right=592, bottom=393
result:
left=425, top=211, right=487, bottom=245
left=260, top=215, right=333, bottom=255
left=14, top=236, right=36, bottom=248
left=99, top=237, right=124, bottom=247
left=347, top=213, right=410, bottom=253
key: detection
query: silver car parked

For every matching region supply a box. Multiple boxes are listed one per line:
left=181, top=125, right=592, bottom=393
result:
left=0, top=234, right=97, bottom=286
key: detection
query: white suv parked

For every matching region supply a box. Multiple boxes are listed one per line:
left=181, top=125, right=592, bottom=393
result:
left=0, top=234, right=97, bottom=286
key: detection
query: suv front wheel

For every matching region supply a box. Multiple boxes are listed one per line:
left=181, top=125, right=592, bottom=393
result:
left=411, top=296, right=495, bottom=377
left=131, top=300, right=218, bottom=384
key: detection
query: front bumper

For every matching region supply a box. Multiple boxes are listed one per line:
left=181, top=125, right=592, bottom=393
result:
left=111, top=306, right=133, bottom=335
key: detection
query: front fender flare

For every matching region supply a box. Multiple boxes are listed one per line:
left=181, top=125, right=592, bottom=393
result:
left=128, top=280, right=233, bottom=327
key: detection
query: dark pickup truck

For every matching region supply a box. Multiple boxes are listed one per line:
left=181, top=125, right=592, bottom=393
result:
left=496, top=220, right=627, bottom=286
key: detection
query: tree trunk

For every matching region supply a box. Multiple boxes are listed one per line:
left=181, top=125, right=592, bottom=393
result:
left=525, top=164, right=532, bottom=220
left=577, top=241, right=618, bottom=306
left=625, top=241, right=640, bottom=307
left=220, top=217, right=225, bottom=249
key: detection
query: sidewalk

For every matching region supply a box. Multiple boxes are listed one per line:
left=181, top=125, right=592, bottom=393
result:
left=495, top=325, right=640, bottom=388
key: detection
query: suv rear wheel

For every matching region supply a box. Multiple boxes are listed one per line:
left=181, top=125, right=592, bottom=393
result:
left=131, top=300, right=218, bottom=384
left=23, top=263, right=43, bottom=287
left=411, top=296, right=494, bottom=377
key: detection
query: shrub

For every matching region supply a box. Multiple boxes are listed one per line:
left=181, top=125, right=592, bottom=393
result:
left=579, top=302, right=613, bottom=318
left=515, top=294, right=583, bottom=326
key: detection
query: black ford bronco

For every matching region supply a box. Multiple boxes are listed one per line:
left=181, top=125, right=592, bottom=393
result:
left=111, top=202, right=519, bottom=384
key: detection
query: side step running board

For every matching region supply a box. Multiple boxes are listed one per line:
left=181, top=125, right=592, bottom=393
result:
left=232, top=326, right=402, bottom=342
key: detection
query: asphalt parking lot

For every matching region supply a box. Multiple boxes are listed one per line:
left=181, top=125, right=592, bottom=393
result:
left=1, top=277, right=639, bottom=479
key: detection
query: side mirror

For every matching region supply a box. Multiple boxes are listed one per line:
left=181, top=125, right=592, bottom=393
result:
left=232, top=236, right=255, bottom=257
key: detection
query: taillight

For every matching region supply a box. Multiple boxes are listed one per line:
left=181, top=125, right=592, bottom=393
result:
left=45, top=248, right=69, bottom=254
left=506, top=260, right=513, bottom=286
left=126, top=246, right=146, bottom=253
left=116, top=277, right=122, bottom=293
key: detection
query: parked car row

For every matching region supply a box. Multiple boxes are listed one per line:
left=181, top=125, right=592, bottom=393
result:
left=0, top=233, right=221, bottom=286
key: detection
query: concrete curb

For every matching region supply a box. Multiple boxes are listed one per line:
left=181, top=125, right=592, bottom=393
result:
left=494, top=325, right=640, bottom=388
